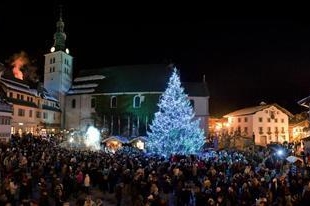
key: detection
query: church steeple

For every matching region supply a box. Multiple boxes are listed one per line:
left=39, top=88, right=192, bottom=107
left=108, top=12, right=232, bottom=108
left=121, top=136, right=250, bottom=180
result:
left=50, top=5, right=68, bottom=53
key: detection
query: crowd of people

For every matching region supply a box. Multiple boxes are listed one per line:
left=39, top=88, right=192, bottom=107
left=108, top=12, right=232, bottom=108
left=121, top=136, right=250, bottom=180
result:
left=1, top=134, right=310, bottom=206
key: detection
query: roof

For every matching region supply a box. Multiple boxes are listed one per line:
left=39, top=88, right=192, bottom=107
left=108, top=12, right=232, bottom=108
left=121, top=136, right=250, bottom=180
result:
left=67, top=64, right=209, bottom=97
left=102, top=136, right=129, bottom=143
left=0, top=77, right=58, bottom=102
left=223, top=103, right=293, bottom=118
left=298, top=95, right=310, bottom=108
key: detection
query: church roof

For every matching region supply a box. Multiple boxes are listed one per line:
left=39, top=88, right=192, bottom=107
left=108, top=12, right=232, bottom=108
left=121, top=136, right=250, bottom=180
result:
left=67, top=64, right=209, bottom=97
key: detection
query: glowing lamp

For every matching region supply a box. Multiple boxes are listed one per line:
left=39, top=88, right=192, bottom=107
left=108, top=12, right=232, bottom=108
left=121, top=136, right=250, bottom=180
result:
left=276, top=149, right=284, bottom=156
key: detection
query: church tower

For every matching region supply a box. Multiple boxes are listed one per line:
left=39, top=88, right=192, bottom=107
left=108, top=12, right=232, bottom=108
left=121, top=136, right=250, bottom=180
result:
left=44, top=7, right=73, bottom=129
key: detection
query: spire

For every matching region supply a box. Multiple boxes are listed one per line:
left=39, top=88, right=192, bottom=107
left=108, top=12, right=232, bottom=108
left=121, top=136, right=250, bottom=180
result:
left=51, top=5, right=67, bottom=52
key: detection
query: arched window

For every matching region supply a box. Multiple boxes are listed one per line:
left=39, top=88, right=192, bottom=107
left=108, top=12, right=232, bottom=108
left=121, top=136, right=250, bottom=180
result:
left=190, top=99, right=195, bottom=109
left=91, top=98, right=96, bottom=108
left=133, top=95, right=141, bottom=108
left=110, top=96, right=117, bottom=108
left=71, top=99, right=76, bottom=108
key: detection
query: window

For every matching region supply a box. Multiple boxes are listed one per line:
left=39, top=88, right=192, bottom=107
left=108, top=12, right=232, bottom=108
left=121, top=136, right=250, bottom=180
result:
left=259, top=127, right=263, bottom=134
left=133, top=96, right=141, bottom=108
left=21, top=95, right=24, bottom=101
left=91, top=98, right=96, bottom=108
left=267, top=127, right=271, bottom=133
left=281, top=119, right=284, bottom=123
left=258, top=117, right=263, bottom=122
left=275, top=118, right=278, bottom=123
left=275, top=127, right=278, bottom=133
left=43, top=112, right=48, bottom=119
left=9, top=92, right=13, bottom=98
left=190, top=99, right=195, bottom=108
left=267, top=118, right=271, bottom=123
left=270, top=111, right=275, bottom=119
left=244, top=117, right=248, bottom=122
left=17, top=94, right=20, bottom=99
left=238, top=118, right=241, bottom=123
left=244, top=127, right=248, bottom=134
left=53, top=113, right=56, bottom=120
left=281, top=127, right=285, bottom=133
left=29, top=110, right=32, bottom=118
left=18, top=109, right=25, bottom=116
left=50, top=58, right=52, bottom=64
left=110, top=96, right=117, bottom=108
left=71, top=99, right=76, bottom=108
left=36, top=111, right=41, bottom=118
left=53, top=57, right=55, bottom=63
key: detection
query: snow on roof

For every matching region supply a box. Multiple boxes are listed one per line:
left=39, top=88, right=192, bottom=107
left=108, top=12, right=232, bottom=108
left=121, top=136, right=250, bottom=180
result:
left=298, top=96, right=310, bottom=108
left=44, top=94, right=58, bottom=102
left=224, top=103, right=293, bottom=117
left=71, top=83, right=98, bottom=89
left=67, top=88, right=95, bottom=94
left=74, top=75, right=105, bottom=82
left=2, top=78, right=29, bottom=88
left=1, top=80, right=38, bottom=96
left=102, top=136, right=129, bottom=143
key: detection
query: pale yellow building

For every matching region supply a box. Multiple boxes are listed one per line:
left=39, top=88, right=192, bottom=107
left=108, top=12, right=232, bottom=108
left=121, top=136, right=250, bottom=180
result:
left=223, top=102, right=293, bottom=146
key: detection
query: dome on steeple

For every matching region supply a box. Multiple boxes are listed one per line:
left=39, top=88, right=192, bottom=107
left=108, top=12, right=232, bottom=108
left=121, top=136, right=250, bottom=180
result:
left=50, top=6, right=67, bottom=52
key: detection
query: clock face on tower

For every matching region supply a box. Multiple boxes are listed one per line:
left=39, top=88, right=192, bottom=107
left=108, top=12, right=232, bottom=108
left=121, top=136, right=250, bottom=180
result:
left=50, top=47, right=55, bottom=52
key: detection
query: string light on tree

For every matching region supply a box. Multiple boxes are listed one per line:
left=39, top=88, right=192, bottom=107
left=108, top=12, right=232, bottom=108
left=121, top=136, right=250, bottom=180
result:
left=146, top=67, right=205, bottom=157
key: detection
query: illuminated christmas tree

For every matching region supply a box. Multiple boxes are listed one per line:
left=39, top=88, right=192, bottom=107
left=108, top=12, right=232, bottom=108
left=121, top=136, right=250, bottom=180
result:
left=146, top=67, right=205, bottom=157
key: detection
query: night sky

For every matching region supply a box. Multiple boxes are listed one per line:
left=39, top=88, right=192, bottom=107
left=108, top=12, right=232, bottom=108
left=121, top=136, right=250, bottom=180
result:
left=1, top=2, right=310, bottom=117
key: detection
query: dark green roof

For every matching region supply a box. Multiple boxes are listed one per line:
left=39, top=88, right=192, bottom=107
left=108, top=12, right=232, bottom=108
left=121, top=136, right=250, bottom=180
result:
left=70, top=64, right=209, bottom=97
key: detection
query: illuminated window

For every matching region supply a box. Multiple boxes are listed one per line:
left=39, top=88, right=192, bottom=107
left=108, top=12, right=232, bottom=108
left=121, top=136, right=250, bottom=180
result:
left=71, top=99, right=76, bottom=108
left=110, top=96, right=117, bottom=108
left=133, top=95, right=141, bottom=108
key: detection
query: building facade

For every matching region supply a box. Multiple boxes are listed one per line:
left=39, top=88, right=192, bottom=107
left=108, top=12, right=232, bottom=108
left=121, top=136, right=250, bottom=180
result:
left=0, top=77, right=61, bottom=137
left=0, top=99, right=12, bottom=142
left=0, top=11, right=210, bottom=140
left=62, top=65, right=210, bottom=138
left=223, top=102, right=293, bottom=146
